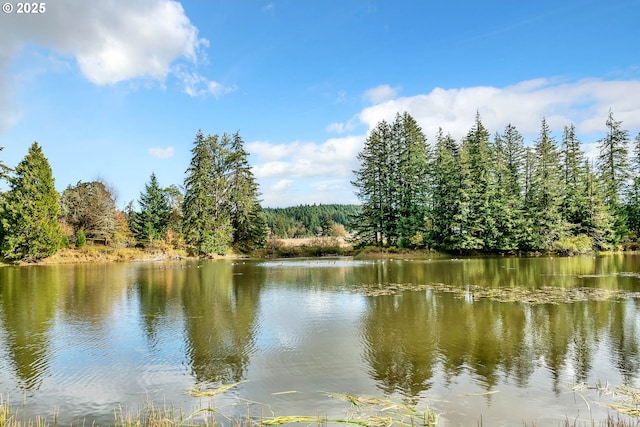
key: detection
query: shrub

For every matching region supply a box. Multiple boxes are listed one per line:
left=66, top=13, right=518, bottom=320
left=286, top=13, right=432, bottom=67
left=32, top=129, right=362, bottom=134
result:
left=553, top=234, right=593, bottom=255
left=76, top=229, right=86, bottom=248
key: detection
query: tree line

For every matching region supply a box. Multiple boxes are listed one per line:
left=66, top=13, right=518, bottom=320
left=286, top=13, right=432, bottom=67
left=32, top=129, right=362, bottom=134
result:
left=0, top=130, right=267, bottom=261
left=263, top=204, right=359, bottom=238
left=353, top=111, right=640, bottom=253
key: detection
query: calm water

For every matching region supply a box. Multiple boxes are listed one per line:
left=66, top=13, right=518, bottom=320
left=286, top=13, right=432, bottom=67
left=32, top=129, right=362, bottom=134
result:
left=1, top=255, right=640, bottom=426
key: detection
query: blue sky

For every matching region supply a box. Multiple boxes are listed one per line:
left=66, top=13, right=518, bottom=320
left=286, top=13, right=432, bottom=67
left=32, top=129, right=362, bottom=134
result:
left=1, top=1, right=639, bottom=208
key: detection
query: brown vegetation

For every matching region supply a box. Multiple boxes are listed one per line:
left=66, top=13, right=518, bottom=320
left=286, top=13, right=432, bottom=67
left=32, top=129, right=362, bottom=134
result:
left=26, top=245, right=187, bottom=265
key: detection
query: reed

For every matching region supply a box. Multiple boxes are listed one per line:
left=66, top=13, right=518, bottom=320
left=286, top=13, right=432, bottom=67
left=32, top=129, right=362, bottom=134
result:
left=2, top=382, right=639, bottom=427
left=0, top=391, right=436, bottom=427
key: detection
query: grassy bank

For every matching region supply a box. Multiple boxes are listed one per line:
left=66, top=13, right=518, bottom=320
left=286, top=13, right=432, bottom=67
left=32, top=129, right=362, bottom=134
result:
left=252, top=237, right=354, bottom=258
left=21, top=245, right=189, bottom=265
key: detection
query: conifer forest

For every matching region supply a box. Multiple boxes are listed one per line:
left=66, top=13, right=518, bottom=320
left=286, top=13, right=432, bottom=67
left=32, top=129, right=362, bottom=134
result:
left=1, top=110, right=640, bottom=261
left=352, top=111, right=640, bottom=253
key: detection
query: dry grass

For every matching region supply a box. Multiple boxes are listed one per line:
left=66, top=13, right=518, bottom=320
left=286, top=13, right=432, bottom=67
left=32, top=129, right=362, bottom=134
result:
left=22, top=246, right=188, bottom=265
left=3, top=383, right=640, bottom=427
left=0, top=389, right=437, bottom=427
left=277, top=237, right=352, bottom=249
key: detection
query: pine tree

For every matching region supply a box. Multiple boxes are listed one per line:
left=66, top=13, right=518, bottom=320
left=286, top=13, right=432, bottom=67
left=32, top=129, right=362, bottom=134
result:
left=131, top=173, right=171, bottom=243
left=0, top=142, right=61, bottom=261
left=626, top=133, right=640, bottom=239
left=182, top=131, right=235, bottom=255
left=184, top=130, right=219, bottom=254
left=584, top=160, right=614, bottom=248
left=429, top=129, right=461, bottom=249
left=352, top=120, right=391, bottom=246
left=526, top=118, right=565, bottom=250
left=520, top=146, right=537, bottom=250
left=227, top=132, right=267, bottom=250
left=597, top=110, right=630, bottom=242
left=352, top=113, right=429, bottom=247
left=458, top=113, right=493, bottom=250
left=320, top=213, right=334, bottom=236
left=392, top=112, right=430, bottom=247
left=560, top=124, right=586, bottom=228
left=491, top=125, right=526, bottom=251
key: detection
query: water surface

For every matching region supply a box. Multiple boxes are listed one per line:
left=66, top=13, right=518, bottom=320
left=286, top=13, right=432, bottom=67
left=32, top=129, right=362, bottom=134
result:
left=1, top=255, right=639, bottom=425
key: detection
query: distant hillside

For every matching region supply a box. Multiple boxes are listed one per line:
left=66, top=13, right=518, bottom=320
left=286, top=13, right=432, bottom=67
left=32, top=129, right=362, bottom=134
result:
left=263, top=204, right=360, bottom=238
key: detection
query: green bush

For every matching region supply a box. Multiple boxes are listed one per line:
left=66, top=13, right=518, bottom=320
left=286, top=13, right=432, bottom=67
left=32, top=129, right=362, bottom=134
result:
left=76, top=229, right=86, bottom=248
left=553, top=234, right=593, bottom=255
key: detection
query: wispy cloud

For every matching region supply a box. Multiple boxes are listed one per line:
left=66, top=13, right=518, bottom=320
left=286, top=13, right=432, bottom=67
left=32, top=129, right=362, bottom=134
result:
left=148, top=146, right=175, bottom=159
left=176, top=68, right=237, bottom=97
left=363, top=84, right=401, bottom=104
left=262, top=3, right=275, bottom=14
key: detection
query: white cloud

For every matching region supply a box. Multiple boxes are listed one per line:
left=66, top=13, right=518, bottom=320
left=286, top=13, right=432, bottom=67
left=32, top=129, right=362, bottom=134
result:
left=363, top=84, right=401, bottom=104
left=271, top=179, right=293, bottom=192
left=1, top=0, right=206, bottom=85
left=148, top=146, right=175, bottom=159
left=256, top=76, right=640, bottom=206
left=326, top=122, right=346, bottom=133
left=249, top=136, right=364, bottom=179
left=0, top=0, right=232, bottom=132
left=326, top=116, right=360, bottom=134
left=177, top=68, right=237, bottom=97
left=357, top=78, right=640, bottom=141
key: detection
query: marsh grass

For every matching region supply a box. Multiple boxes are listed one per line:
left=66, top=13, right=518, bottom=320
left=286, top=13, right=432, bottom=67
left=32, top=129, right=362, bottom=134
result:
left=0, top=391, right=437, bottom=427
left=253, top=237, right=354, bottom=258
left=3, top=382, right=638, bottom=427
left=188, top=381, right=249, bottom=398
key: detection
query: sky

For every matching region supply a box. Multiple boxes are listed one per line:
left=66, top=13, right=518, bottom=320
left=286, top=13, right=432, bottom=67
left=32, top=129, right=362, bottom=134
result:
left=1, top=0, right=639, bottom=208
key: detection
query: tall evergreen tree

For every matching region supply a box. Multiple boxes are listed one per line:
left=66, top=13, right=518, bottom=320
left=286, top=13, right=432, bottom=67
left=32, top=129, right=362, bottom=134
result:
left=526, top=118, right=565, bottom=250
left=183, top=130, right=263, bottom=255
left=183, top=130, right=227, bottom=255
left=0, top=142, right=61, bottom=261
left=583, top=160, right=614, bottom=249
left=559, top=124, right=587, bottom=228
left=491, top=125, right=525, bottom=251
left=597, top=110, right=630, bottom=242
left=227, top=132, right=267, bottom=250
left=352, top=113, right=429, bottom=246
left=131, top=173, right=171, bottom=243
left=520, top=146, right=537, bottom=250
left=392, top=112, right=430, bottom=246
left=597, top=110, right=630, bottom=208
left=429, top=129, right=461, bottom=249
left=352, top=120, right=392, bottom=246
left=626, top=133, right=640, bottom=238
left=458, top=113, right=493, bottom=250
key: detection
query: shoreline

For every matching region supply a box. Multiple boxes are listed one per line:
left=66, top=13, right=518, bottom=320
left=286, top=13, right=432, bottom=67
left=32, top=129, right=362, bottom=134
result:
left=1, top=242, right=637, bottom=268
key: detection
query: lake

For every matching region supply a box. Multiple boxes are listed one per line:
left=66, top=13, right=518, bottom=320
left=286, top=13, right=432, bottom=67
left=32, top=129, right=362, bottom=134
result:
left=1, top=255, right=639, bottom=426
